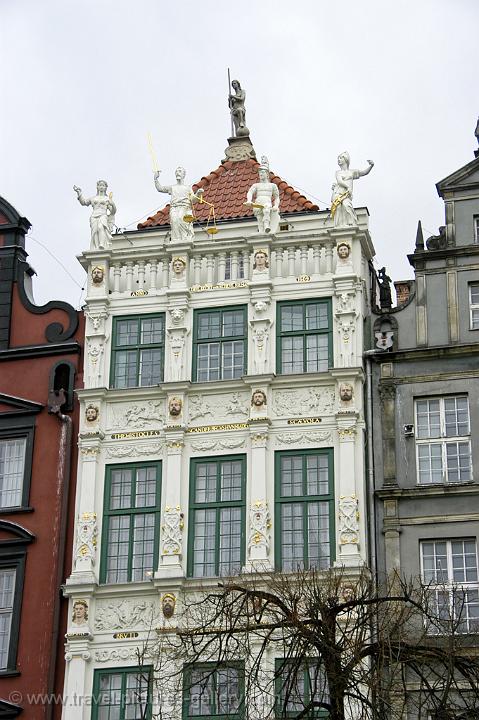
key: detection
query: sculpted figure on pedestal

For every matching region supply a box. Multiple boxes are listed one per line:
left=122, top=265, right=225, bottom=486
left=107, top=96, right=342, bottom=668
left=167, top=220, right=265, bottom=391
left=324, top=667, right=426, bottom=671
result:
left=229, top=79, right=249, bottom=137
left=245, top=158, right=280, bottom=234
left=154, top=167, right=203, bottom=242
left=74, top=180, right=116, bottom=250
left=331, top=153, right=374, bottom=228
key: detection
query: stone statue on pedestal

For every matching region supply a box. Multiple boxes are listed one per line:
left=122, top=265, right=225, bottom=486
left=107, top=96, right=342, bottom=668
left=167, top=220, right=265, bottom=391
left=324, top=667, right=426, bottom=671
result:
left=331, top=153, right=374, bottom=228
left=154, top=167, right=203, bottom=242
left=229, top=79, right=249, bottom=137
left=74, top=180, right=116, bottom=250
left=245, top=157, right=280, bottom=234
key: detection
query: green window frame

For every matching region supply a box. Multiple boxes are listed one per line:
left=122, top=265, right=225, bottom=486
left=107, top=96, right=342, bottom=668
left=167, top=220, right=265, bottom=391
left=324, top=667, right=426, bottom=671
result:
left=100, top=462, right=161, bottom=584
left=188, top=455, right=246, bottom=578
left=183, top=662, right=245, bottom=720
left=275, top=449, right=335, bottom=572
left=192, top=306, right=247, bottom=382
left=276, top=299, right=332, bottom=375
left=92, top=666, right=152, bottom=720
left=275, top=659, right=329, bottom=719
left=111, top=314, right=165, bottom=388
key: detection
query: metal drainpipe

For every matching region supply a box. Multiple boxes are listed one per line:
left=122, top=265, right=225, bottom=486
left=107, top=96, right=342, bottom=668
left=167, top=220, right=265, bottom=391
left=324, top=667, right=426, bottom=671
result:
left=46, top=408, right=73, bottom=720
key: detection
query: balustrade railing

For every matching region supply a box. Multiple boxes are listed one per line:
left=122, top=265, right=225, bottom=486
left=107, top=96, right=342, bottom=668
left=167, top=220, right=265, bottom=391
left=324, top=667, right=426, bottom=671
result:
left=107, top=238, right=337, bottom=296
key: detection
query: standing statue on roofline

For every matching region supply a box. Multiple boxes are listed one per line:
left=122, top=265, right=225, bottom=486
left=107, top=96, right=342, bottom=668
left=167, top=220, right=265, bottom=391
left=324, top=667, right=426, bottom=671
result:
left=245, top=156, right=280, bottom=234
left=229, top=79, right=249, bottom=137
left=330, top=152, right=374, bottom=228
left=74, top=180, right=116, bottom=250
left=154, top=167, right=204, bottom=243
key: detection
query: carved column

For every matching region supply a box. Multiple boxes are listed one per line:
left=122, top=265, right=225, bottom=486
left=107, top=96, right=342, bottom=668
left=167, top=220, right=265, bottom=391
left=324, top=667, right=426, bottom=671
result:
left=335, top=421, right=361, bottom=566
left=378, top=383, right=397, bottom=486
left=246, top=424, right=272, bottom=570
left=71, top=439, right=102, bottom=581
left=157, top=429, right=185, bottom=578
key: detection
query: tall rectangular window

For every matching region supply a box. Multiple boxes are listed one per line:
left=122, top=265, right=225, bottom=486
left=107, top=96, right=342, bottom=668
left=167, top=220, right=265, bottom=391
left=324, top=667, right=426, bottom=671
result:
left=277, top=300, right=332, bottom=375
left=0, top=569, right=16, bottom=670
left=469, top=283, right=479, bottom=330
left=111, top=315, right=165, bottom=388
left=474, top=215, right=479, bottom=244
left=275, top=659, right=329, bottom=718
left=0, top=438, right=26, bottom=509
left=415, top=396, right=472, bottom=484
left=193, top=307, right=247, bottom=382
left=275, top=450, right=334, bottom=572
left=188, top=456, right=245, bottom=577
left=92, top=667, right=152, bottom=720
left=421, top=539, right=479, bottom=634
left=101, top=463, right=161, bottom=583
left=183, top=663, right=244, bottom=720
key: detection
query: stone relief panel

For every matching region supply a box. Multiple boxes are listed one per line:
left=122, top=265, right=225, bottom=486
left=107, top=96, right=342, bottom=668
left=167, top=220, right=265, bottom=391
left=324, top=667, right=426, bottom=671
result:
left=94, top=599, right=159, bottom=631
left=74, top=512, right=97, bottom=568
left=275, top=431, right=332, bottom=446
left=105, top=442, right=164, bottom=459
left=161, top=506, right=184, bottom=557
left=272, top=387, right=335, bottom=418
left=248, top=501, right=271, bottom=553
left=338, top=495, right=360, bottom=546
left=188, top=392, right=249, bottom=424
left=109, top=401, right=165, bottom=430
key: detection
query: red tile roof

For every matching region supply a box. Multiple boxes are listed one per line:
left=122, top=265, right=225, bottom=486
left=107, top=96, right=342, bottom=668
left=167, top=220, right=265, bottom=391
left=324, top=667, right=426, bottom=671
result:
left=138, top=159, right=319, bottom=229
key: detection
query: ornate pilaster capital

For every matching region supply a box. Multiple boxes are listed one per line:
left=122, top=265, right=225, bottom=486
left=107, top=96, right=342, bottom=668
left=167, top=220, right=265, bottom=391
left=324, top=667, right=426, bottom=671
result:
left=250, top=430, right=268, bottom=448
left=379, top=383, right=397, bottom=406
left=337, top=426, right=357, bottom=441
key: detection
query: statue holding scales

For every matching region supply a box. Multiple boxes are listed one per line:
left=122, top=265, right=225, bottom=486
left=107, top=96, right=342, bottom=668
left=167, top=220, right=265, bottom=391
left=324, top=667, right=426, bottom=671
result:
left=245, top=156, right=280, bottom=234
left=153, top=166, right=204, bottom=243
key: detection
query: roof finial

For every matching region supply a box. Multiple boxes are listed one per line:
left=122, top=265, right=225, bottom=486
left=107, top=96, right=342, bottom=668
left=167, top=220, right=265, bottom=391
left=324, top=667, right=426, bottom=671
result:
left=475, top=116, right=479, bottom=158
left=415, top=220, right=424, bottom=251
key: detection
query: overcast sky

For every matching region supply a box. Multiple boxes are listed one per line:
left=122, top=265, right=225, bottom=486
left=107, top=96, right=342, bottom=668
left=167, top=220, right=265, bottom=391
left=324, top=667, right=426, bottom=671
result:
left=1, top=0, right=478, bottom=307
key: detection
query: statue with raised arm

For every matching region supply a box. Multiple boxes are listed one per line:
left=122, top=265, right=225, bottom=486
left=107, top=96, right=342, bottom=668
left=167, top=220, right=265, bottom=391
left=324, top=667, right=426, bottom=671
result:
left=245, top=157, right=280, bottom=234
left=73, top=180, right=116, bottom=250
left=154, top=167, right=203, bottom=243
left=228, top=79, right=249, bottom=137
left=330, top=152, right=374, bottom=228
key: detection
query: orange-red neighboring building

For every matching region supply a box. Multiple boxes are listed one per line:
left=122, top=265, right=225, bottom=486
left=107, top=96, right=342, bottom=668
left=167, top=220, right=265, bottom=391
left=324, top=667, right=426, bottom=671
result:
left=0, top=196, right=84, bottom=718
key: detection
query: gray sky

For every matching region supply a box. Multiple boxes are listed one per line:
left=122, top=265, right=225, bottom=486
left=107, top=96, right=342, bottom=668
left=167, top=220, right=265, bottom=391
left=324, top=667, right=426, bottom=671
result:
left=1, top=0, right=478, bottom=307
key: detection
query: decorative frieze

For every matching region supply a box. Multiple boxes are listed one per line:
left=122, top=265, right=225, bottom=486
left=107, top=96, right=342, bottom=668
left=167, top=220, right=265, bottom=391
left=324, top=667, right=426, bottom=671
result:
left=94, top=599, right=159, bottom=631
left=105, top=442, right=163, bottom=458
left=276, top=431, right=332, bottom=445
left=190, top=437, right=246, bottom=452
left=273, top=387, right=335, bottom=418
left=110, top=401, right=165, bottom=430
left=188, top=392, right=249, bottom=424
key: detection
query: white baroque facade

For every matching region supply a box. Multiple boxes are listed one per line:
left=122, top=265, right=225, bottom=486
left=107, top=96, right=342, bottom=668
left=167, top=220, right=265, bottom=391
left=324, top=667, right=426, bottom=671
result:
left=62, top=144, right=375, bottom=719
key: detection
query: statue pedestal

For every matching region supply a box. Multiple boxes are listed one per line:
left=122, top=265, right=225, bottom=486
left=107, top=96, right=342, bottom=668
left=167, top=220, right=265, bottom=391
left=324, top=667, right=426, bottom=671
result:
left=223, top=135, right=256, bottom=163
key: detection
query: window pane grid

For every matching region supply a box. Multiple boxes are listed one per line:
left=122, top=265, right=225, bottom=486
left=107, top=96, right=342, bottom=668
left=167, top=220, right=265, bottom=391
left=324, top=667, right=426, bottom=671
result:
left=277, top=452, right=333, bottom=572
left=194, top=308, right=246, bottom=382
left=185, top=665, right=243, bottom=719
left=0, top=437, right=26, bottom=508
left=276, top=660, right=329, bottom=718
left=278, top=301, right=331, bottom=375
left=95, top=669, right=151, bottom=720
left=103, top=464, right=161, bottom=584
left=415, top=396, right=472, bottom=484
left=0, top=569, right=15, bottom=670
left=421, top=539, right=479, bottom=634
left=190, top=458, right=245, bottom=578
left=112, top=315, right=164, bottom=388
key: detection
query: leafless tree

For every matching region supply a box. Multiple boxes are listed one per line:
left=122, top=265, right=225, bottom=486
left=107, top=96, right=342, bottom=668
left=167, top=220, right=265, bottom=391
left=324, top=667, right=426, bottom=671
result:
left=139, top=567, right=479, bottom=720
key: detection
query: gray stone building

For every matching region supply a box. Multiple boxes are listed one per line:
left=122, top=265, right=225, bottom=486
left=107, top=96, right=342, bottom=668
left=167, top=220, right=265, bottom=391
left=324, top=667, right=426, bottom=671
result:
left=369, top=123, right=479, bottom=639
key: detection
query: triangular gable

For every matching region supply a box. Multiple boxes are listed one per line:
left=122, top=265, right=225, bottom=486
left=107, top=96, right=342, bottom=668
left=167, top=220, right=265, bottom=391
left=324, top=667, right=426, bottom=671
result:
left=0, top=393, right=43, bottom=415
left=436, top=156, right=479, bottom=196
left=139, top=158, right=319, bottom=229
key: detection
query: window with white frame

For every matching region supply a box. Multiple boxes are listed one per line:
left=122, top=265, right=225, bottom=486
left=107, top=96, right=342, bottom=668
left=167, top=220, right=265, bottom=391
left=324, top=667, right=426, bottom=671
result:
left=415, top=396, right=472, bottom=484
left=469, top=283, right=479, bottom=330
left=0, top=437, right=27, bottom=509
left=0, top=568, right=16, bottom=669
left=421, top=539, right=479, bottom=634
left=474, top=215, right=479, bottom=244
